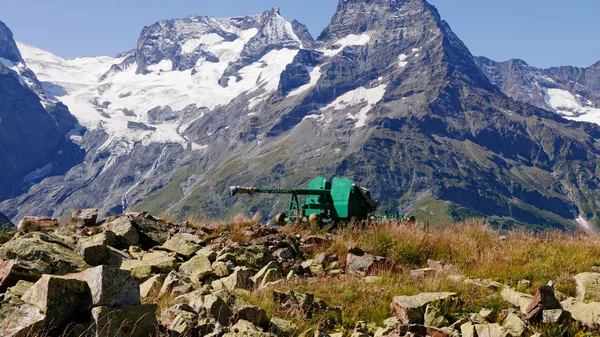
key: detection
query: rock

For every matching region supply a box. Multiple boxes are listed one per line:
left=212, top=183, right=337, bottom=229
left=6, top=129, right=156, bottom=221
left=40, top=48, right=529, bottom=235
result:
left=560, top=297, right=600, bottom=326
left=105, top=246, right=133, bottom=267
left=180, top=254, right=213, bottom=283
left=232, top=305, right=269, bottom=329
left=273, top=247, right=294, bottom=261
left=129, top=245, right=145, bottom=259
left=197, top=245, right=218, bottom=262
left=159, top=271, right=186, bottom=298
left=0, top=259, right=44, bottom=291
left=424, top=304, right=449, bottom=327
left=406, top=325, right=458, bottom=337
left=67, top=265, right=140, bottom=307
left=302, top=259, right=325, bottom=275
left=460, top=322, right=476, bottom=337
left=213, top=260, right=234, bottom=277
left=501, top=287, right=534, bottom=314
left=0, top=232, right=89, bottom=280
left=542, top=309, right=569, bottom=324
left=121, top=250, right=178, bottom=276
left=189, top=293, right=232, bottom=325
left=102, top=216, right=139, bottom=248
left=427, top=259, right=459, bottom=275
left=140, top=274, right=165, bottom=300
left=574, top=272, right=600, bottom=302
left=216, top=244, right=273, bottom=271
left=410, top=268, right=436, bottom=279
left=252, top=261, right=282, bottom=286
left=346, top=247, right=395, bottom=277
left=270, top=317, right=299, bottom=337
left=463, top=278, right=504, bottom=290
left=130, top=213, right=171, bottom=248
left=71, top=208, right=99, bottom=227
left=91, top=304, right=157, bottom=337
left=75, top=231, right=117, bottom=266
left=524, top=283, right=561, bottom=320
left=473, top=323, right=509, bottom=337
left=225, top=319, right=271, bottom=337
left=0, top=294, right=46, bottom=337
left=501, top=313, right=526, bottom=336
left=213, top=266, right=254, bottom=291
left=7, top=280, right=34, bottom=297
left=519, top=279, right=531, bottom=287
left=479, top=308, right=499, bottom=323
left=390, top=292, right=456, bottom=324
left=18, top=216, right=58, bottom=231
left=22, top=275, right=92, bottom=328
left=162, top=233, right=203, bottom=257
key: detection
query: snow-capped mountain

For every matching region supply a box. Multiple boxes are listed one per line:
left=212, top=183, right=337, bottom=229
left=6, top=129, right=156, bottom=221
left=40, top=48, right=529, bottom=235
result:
left=3, top=0, right=600, bottom=232
left=475, top=57, right=600, bottom=124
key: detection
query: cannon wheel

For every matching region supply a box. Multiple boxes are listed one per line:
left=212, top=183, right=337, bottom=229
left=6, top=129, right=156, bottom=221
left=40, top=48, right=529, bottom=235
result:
left=274, top=213, right=288, bottom=226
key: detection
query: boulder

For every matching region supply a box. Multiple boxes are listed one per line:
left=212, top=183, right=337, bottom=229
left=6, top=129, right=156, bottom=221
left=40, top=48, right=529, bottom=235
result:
left=162, top=233, right=203, bottom=257
left=346, top=247, right=395, bottom=277
left=524, top=283, right=561, bottom=320
left=0, top=294, right=46, bottom=337
left=390, top=292, right=456, bottom=324
left=427, top=259, right=459, bottom=275
left=213, top=266, right=254, bottom=291
left=501, top=313, right=526, bottom=336
left=463, top=278, right=504, bottom=290
left=270, top=317, right=299, bottom=337
left=21, top=275, right=92, bottom=329
left=410, top=268, right=436, bottom=279
left=224, top=319, right=271, bottom=337
left=159, top=271, right=189, bottom=298
left=560, top=297, right=600, bottom=326
left=18, top=216, right=58, bottom=231
left=140, top=274, right=165, bottom=300
left=120, top=250, right=178, bottom=276
left=196, top=245, right=218, bottom=262
left=473, top=323, right=509, bottom=337
left=574, top=272, right=600, bottom=302
left=91, top=304, right=157, bottom=337
left=273, top=247, right=294, bottom=261
left=424, top=304, right=449, bottom=327
left=189, top=293, right=232, bottom=325
left=130, top=213, right=171, bottom=248
left=215, top=244, right=273, bottom=271
left=213, top=261, right=234, bottom=277
left=6, top=280, right=34, bottom=297
left=0, top=233, right=89, bottom=282
left=179, top=254, right=213, bottom=283
left=542, top=309, right=569, bottom=324
left=232, top=305, right=269, bottom=329
left=102, top=216, right=139, bottom=248
left=71, top=208, right=99, bottom=227
left=501, top=287, right=534, bottom=314
left=75, top=231, right=117, bottom=266
left=252, top=261, right=283, bottom=287
left=161, top=304, right=198, bottom=336
left=67, top=265, right=140, bottom=307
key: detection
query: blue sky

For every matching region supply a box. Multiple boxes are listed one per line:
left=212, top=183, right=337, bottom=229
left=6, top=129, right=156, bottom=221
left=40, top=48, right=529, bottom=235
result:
left=1, top=0, right=599, bottom=68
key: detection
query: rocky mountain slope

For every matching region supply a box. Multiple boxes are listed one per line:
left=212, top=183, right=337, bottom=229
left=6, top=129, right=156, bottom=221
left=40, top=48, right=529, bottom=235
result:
left=475, top=56, right=600, bottom=124
left=0, top=21, right=82, bottom=201
left=2, top=0, right=600, bottom=231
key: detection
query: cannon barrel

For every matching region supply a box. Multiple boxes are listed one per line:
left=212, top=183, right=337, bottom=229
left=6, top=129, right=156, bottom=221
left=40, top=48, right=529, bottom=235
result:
left=228, top=186, right=328, bottom=197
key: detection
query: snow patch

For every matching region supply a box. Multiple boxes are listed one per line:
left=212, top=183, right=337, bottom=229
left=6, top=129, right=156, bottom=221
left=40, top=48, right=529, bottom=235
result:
left=321, top=84, right=387, bottom=128
left=323, top=33, right=371, bottom=56
left=181, top=33, right=224, bottom=53
left=398, top=54, right=408, bottom=68
left=288, top=66, right=322, bottom=97
left=576, top=216, right=591, bottom=231
left=544, top=88, right=600, bottom=124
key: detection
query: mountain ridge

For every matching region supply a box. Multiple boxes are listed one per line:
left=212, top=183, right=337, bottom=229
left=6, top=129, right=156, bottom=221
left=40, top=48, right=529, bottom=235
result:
left=2, top=0, right=600, bottom=232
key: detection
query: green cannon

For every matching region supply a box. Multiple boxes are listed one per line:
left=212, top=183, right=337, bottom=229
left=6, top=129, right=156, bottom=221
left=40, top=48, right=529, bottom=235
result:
left=229, top=177, right=410, bottom=225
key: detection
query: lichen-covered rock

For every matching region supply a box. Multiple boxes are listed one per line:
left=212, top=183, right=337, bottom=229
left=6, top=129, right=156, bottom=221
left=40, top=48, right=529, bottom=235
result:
left=574, top=272, right=600, bottom=302
left=346, top=247, right=394, bottom=277
left=390, top=292, right=456, bottom=324
left=473, top=323, right=509, bottom=337
left=252, top=261, right=282, bottom=287
left=21, top=275, right=92, bottom=329
left=213, top=266, right=254, bottom=291
left=502, top=313, right=526, bottom=336
left=270, top=317, right=298, bottom=337
left=189, top=292, right=232, bottom=325
left=180, top=254, right=213, bottom=283
left=525, top=283, right=561, bottom=320
left=0, top=233, right=89, bottom=284
left=224, top=319, right=272, bottom=337
left=91, top=304, right=158, bottom=337
left=130, top=213, right=171, bottom=248
left=120, top=250, right=178, bottom=277
left=542, top=309, right=569, bottom=324
left=162, top=233, right=203, bottom=257
left=67, top=265, right=140, bottom=307
left=75, top=231, right=117, bottom=266
left=140, top=274, right=165, bottom=300
left=6, top=280, right=34, bottom=297
left=0, top=294, right=46, bottom=337
left=501, top=287, right=534, bottom=314
left=213, top=261, right=234, bottom=277
left=102, top=216, right=139, bottom=248
left=216, top=244, right=273, bottom=271
left=71, top=208, right=99, bottom=227
left=561, top=297, right=600, bottom=326
left=424, top=304, right=449, bottom=327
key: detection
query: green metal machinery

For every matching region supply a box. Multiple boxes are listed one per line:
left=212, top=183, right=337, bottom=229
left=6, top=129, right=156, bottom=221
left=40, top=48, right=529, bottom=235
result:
left=228, top=177, right=410, bottom=225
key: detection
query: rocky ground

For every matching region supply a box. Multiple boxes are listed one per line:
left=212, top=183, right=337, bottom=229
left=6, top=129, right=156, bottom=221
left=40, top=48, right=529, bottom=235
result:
left=1, top=212, right=600, bottom=336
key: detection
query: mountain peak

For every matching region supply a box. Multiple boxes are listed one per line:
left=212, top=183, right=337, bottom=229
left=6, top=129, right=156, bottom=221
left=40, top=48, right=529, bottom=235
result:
left=270, top=6, right=281, bottom=15
left=0, top=21, right=23, bottom=63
